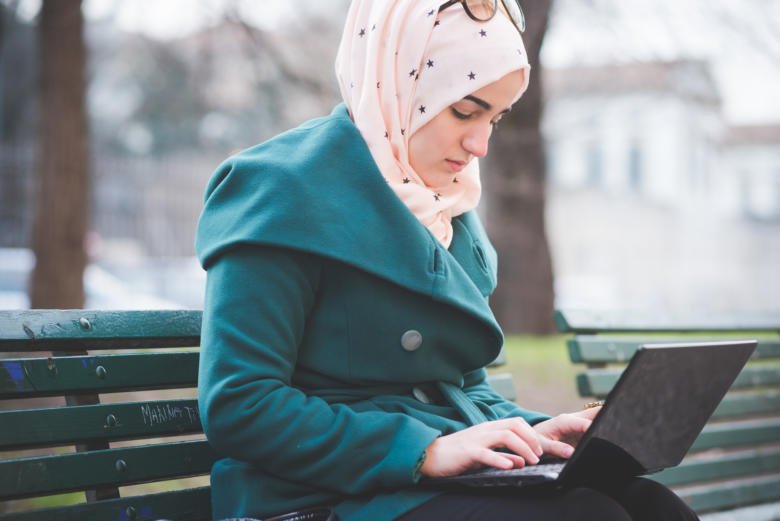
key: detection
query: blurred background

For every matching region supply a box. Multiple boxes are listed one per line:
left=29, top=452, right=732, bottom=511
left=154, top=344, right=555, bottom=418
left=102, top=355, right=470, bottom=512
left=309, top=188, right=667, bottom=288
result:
left=1, top=0, right=779, bottom=333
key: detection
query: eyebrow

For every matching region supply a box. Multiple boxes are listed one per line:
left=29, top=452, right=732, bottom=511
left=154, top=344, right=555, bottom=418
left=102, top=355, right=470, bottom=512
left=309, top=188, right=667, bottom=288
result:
left=463, top=95, right=491, bottom=110
left=462, top=94, right=512, bottom=115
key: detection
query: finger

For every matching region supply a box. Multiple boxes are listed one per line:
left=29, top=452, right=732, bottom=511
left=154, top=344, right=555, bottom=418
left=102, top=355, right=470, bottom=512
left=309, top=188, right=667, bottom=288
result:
left=506, top=419, right=543, bottom=457
left=539, top=437, right=575, bottom=459
left=575, top=406, right=602, bottom=420
left=476, top=448, right=524, bottom=470
left=500, top=452, right=527, bottom=468
left=560, top=415, right=592, bottom=435
left=483, top=430, right=540, bottom=465
left=538, top=414, right=592, bottom=439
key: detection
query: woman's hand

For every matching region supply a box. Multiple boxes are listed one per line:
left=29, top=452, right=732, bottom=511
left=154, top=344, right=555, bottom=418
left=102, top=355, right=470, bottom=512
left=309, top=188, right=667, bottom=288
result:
left=419, top=417, right=543, bottom=478
left=532, top=406, right=602, bottom=459
left=418, top=407, right=602, bottom=478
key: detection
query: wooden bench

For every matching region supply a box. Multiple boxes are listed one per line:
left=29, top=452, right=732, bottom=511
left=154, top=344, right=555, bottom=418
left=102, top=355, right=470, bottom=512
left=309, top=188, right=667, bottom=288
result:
left=0, top=309, right=519, bottom=521
left=0, top=309, right=215, bottom=521
left=554, top=309, right=780, bottom=519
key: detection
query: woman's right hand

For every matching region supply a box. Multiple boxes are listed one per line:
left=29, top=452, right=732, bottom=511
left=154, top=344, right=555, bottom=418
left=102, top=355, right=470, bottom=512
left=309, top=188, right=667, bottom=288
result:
left=418, top=418, right=544, bottom=478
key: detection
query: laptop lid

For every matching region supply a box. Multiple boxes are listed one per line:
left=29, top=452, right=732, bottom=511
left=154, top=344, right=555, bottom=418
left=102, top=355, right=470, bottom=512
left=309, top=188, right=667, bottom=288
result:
left=559, top=340, right=757, bottom=486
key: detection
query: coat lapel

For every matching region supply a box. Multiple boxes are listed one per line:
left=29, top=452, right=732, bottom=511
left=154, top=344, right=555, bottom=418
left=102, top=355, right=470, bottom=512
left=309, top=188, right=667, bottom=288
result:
left=197, top=104, right=503, bottom=341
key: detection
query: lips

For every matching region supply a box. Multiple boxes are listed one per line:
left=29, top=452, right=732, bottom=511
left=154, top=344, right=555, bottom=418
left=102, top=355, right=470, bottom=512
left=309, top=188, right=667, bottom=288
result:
left=446, top=159, right=467, bottom=173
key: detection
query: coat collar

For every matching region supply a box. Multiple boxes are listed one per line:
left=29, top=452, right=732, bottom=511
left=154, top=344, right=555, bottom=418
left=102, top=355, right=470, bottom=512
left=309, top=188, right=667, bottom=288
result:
left=196, top=104, right=503, bottom=343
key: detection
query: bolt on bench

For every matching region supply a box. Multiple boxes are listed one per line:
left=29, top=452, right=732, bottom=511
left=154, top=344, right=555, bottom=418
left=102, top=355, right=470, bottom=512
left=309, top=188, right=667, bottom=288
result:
left=554, top=309, right=780, bottom=520
left=0, top=310, right=215, bottom=521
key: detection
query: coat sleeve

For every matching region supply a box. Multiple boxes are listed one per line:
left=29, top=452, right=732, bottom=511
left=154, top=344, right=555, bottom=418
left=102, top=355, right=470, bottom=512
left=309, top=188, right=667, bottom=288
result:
left=462, top=368, right=550, bottom=425
left=198, top=245, right=441, bottom=494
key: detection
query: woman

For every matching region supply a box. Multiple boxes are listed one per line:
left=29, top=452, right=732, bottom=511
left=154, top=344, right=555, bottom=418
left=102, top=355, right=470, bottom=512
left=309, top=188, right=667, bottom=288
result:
left=195, top=1, right=699, bottom=520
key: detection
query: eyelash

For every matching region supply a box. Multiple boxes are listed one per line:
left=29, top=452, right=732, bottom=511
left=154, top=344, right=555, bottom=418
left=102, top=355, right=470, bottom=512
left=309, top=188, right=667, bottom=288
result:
left=451, top=107, right=471, bottom=120
left=450, top=107, right=501, bottom=127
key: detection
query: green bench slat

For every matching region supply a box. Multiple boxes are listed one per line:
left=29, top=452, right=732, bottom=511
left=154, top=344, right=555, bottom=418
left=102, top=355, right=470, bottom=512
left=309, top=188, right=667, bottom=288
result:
left=0, top=310, right=201, bottom=351
left=691, top=418, right=780, bottom=451
left=0, top=352, right=199, bottom=398
left=0, top=440, right=216, bottom=500
left=568, top=337, right=780, bottom=364
left=654, top=447, right=780, bottom=487
left=577, top=364, right=780, bottom=397
left=576, top=386, right=779, bottom=421
left=673, top=473, right=780, bottom=513
left=554, top=310, right=780, bottom=333
left=0, top=486, right=212, bottom=521
left=710, top=390, right=780, bottom=419
left=0, top=400, right=202, bottom=450
left=556, top=308, right=780, bottom=514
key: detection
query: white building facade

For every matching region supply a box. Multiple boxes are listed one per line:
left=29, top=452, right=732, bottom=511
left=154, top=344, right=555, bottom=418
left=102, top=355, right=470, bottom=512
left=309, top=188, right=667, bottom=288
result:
left=541, top=60, right=780, bottom=313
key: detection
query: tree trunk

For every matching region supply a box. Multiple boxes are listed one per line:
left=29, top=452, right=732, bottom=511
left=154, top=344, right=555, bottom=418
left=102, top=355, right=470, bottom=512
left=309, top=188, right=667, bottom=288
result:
left=482, top=0, right=555, bottom=334
left=30, top=0, right=88, bottom=309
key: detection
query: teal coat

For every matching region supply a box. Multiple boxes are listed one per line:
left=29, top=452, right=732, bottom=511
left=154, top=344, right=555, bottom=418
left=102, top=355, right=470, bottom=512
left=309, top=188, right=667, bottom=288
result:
left=195, top=104, right=548, bottom=521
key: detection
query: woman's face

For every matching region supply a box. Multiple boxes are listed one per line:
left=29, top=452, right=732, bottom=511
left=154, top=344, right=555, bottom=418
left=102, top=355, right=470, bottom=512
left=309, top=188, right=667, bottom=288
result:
left=408, top=69, right=525, bottom=187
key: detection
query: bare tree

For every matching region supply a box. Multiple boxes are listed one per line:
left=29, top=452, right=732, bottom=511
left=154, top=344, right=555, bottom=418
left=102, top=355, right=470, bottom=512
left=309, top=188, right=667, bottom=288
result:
left=30, top=0, right=89, bottom=308
left=482, top=0, right=555, bottom=334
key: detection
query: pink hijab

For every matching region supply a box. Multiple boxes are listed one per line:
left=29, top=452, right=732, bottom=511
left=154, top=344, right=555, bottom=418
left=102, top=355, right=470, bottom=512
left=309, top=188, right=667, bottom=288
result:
left=335, top=0, right=530, bottom=247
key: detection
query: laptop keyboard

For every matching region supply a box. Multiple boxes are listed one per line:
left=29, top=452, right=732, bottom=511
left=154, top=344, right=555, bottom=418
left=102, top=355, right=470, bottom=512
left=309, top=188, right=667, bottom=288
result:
left=425, top=461, right=566, bottom=488
left=470, top=461, right=565, bottom=478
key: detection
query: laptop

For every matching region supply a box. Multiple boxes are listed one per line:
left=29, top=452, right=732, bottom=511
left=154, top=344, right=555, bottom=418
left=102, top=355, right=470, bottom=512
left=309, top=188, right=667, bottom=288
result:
left=423, top=340, right=757, bottom=489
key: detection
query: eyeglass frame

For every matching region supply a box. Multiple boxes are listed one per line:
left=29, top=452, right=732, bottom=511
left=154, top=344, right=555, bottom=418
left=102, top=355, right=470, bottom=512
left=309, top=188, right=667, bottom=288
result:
left=437, top=0, right=526, bottom=33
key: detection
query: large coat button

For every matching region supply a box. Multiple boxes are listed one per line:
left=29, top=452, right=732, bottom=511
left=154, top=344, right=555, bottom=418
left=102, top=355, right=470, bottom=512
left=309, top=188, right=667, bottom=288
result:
left=412, top=386, right=431, bottom=404
left=401, top=330, right=423, bottom=352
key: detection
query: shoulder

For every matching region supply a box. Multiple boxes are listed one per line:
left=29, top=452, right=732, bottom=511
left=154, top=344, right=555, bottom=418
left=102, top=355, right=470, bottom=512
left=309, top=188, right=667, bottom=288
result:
left=203, top=104, right=362, bottom=201
left=195, top=105, right=400, bottom=269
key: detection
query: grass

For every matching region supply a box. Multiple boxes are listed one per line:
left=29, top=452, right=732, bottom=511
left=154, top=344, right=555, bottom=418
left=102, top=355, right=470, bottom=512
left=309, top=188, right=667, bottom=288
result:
left=489, top=334, right=583, bottom=415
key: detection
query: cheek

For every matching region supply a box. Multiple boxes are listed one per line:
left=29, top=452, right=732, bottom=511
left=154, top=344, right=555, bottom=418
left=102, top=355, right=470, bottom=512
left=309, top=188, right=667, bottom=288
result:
left=408, top=131, right=430, bottom=172
left=409, top=125, right=446, bottom=171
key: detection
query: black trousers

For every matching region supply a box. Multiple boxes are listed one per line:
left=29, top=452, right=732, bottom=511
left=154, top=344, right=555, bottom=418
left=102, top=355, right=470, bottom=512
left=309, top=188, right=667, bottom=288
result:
left=397, top=478, right=699, bottom=521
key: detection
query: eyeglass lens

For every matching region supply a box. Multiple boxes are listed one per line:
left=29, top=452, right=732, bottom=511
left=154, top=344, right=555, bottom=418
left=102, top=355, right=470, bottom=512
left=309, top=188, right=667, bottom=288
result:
left=500, top=0, right=526, bottom=32
left=464, top=0, right=495, bottom=20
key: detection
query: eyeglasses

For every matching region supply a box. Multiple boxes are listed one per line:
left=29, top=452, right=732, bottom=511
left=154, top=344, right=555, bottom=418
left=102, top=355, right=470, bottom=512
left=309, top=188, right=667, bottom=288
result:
left=438, top=0, right=526, bottom=33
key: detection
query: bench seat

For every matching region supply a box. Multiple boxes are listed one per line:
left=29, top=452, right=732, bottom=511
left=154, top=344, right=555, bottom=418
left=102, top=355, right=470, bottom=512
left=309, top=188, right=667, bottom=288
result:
left=0, top=310, right=214, bottom=521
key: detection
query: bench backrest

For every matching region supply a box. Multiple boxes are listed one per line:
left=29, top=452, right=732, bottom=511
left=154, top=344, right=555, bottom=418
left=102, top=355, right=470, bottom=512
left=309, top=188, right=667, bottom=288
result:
left=555, top=309, right=780, bottom=514
left=0, top=310, right=215, bottom=521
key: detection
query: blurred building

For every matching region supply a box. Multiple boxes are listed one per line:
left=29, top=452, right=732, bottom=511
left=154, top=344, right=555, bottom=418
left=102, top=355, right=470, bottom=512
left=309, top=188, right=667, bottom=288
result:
left=721, top=124, right=780, bottom=221
left=543, top=59, right=780, bottom=220
left=542, top=59, right=780, bottom=312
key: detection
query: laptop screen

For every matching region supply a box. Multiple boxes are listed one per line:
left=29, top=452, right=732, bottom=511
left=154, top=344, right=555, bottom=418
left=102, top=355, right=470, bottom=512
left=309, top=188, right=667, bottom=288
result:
left=575, top=341, right=756, bottom=474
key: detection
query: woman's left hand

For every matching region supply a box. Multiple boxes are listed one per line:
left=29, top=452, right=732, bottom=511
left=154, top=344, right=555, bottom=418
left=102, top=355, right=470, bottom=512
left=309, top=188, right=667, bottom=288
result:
left=532, top=406, right=601, bottom=459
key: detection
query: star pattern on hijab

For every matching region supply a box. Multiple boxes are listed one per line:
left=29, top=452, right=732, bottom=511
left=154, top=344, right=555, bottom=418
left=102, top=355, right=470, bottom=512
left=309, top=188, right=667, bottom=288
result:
left=336, top=0, right=530, bottom=248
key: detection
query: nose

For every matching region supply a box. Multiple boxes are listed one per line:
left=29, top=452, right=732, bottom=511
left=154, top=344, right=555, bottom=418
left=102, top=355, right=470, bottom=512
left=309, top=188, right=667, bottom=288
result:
left=462, top=123, right=492, bottom=158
